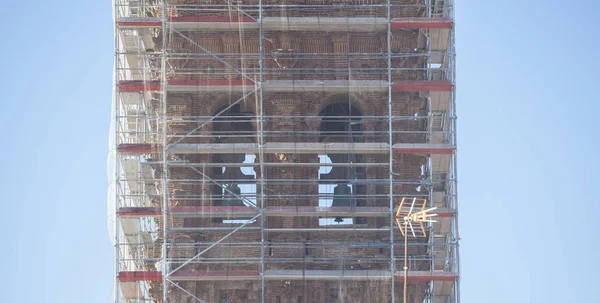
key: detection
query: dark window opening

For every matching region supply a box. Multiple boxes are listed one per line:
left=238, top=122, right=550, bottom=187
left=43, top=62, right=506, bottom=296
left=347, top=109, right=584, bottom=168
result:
left=319, top=103, right=362, bottom=143
left=319, top=102, right=367, bottom=225
left=212, top=103, right=253, bottom=143
left=211, top=154, right=257, bottom=223
left=210, top=103, right=256, bottom=223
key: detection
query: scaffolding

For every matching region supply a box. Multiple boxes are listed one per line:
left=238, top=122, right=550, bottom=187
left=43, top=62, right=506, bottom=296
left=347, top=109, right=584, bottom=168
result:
left=109, top=0, right=458, bottom=302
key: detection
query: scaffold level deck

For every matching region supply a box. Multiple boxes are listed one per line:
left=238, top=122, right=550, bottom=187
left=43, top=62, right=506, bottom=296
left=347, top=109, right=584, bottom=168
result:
left=117, top=143, right=455, bottom=154
left=118, top=80, right=453, bottom=93
left=116, top=16, right=452, bottom=31
left=118, top=270, right=457, bottom=282
left=117, top=206, right=456, bottom=218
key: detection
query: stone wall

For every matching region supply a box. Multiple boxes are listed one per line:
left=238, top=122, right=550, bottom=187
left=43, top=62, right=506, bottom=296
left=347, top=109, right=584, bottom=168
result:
left=146, top=0, right=433, bottom=302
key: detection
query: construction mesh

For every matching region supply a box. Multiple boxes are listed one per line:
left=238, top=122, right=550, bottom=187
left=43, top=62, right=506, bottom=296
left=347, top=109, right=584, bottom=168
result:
left=110, top=1, right=458, bottom=302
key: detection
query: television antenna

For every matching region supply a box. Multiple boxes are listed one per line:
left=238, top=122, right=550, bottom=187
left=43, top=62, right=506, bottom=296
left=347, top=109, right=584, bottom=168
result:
left=394, top=197, right=437, bottom=303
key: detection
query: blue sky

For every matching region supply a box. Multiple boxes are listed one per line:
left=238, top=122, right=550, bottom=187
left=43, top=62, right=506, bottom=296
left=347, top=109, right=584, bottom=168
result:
left=0, top=1, right=598, bottom=303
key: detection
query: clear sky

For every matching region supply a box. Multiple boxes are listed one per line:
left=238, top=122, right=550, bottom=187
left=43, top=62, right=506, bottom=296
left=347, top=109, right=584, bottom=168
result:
left=0, top=1, right=598, bottom=303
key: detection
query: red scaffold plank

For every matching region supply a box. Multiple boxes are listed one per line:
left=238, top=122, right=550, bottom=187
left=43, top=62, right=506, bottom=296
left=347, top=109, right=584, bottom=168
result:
left=435, top=211, right=455, bottom=218
left=393, top=147, right=455, bottom=154
left=392, top=80, right=453, bottom=92
left=118, top=80, right=161, bottom=92
left=118, top=271, right=162, bottom=282
left=391, top=17, right=453, bottom=29
left=117, top=144, right=163, bottom=154
left=118, top=207, right=162, bottom=217
left=170, top=16, right=255, bottom=23
left=395, top=271, right=457, bottom=281
left=117, top=21, right=162, bottom=27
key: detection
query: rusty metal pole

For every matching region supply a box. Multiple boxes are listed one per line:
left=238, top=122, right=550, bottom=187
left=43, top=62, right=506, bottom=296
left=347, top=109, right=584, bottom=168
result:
left=404, top=222, right=408, bottom=303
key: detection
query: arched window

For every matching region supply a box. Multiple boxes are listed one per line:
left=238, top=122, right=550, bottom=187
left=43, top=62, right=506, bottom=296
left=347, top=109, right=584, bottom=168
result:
left=210, top=103, right=256, bottom=223
left=318, top=102, right=366, bottom=225
left=211, top=103, right=253, bottom=143
left=319, top=103, right=362, bottom=143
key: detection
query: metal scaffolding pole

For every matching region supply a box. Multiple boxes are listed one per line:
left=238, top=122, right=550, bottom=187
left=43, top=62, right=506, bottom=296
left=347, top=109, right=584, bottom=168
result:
left=258, top=0, right=266, bottom=302
left=387, top=0, right=396, bottom=302
left=112, top=2, right=120, bottom=303
left=449, top=2, right=461, bottom=301
left=160, top=1, right=169, bottom=303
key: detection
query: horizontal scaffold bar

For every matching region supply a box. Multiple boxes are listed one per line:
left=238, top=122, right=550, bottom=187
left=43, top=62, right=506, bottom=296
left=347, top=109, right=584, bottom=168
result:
left=116, top=17, right=452, bottom=31
left=118, top=80, right=453, bottom=93
left=391, top=80, right=454, bottom=92
left=390, top=17, right=453, bottom=29
left=117, top=143, right=455, bottom=155
left=154, top=162, right=389, bottom=168
left=117, top=206, right=455, bottom=218
left=118, top=270, right=456, bottom=282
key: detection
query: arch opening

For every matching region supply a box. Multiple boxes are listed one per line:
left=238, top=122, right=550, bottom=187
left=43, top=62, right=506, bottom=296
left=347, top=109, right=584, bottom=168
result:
left=318, top=102, right=367, bottom=225
left=210, top=103, right=257, bottom=224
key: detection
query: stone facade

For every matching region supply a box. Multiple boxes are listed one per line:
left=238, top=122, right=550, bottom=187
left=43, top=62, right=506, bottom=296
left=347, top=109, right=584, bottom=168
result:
left=145, top=1, right=433, bottom=302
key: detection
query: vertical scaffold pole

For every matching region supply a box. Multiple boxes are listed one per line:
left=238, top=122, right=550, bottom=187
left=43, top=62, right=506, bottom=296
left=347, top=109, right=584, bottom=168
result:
left=161, top=1, right=169, bottom=303
left=426, top=2, right=435, bottom=302
left=449, top=2, right=460, bottom=302
left=258, top=1, right=266, bottom=302
left=387, top=0, right=395, bottom=302
left=113, top=1, right=120, bottom=303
